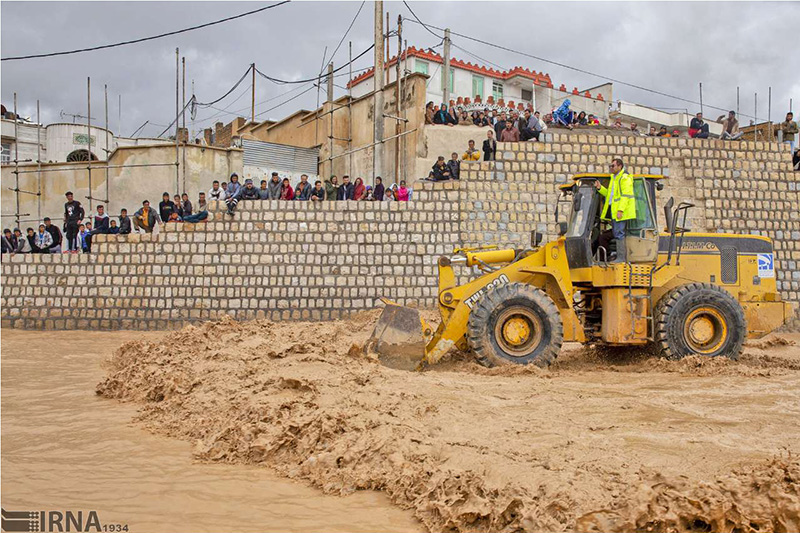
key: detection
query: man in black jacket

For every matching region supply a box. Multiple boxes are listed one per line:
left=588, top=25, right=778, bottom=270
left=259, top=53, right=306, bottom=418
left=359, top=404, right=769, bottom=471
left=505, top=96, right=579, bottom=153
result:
left=337, top=175, right=354, bottom=200
left=118, top=209, right=132, bottom=235
left=63, top=191, right=85, bottom=252
left=494, top=113, right=507, bottom=138
left=43, top=217, right=62, bottom=253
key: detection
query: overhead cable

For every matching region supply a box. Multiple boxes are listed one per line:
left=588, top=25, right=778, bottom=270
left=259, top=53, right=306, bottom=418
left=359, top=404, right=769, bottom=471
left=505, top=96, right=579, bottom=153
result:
left=1, top=1, right=291, bottom=61
left=254, top=44, right=374, bottom=85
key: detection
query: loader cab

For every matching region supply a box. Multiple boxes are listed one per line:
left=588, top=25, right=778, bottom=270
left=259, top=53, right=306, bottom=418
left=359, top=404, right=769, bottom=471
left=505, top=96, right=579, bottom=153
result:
left=558, top=174, right=661, bottom=269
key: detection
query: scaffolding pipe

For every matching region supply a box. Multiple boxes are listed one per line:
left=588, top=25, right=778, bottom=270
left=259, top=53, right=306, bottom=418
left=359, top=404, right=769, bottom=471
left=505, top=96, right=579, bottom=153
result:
left=373, top=0, right=385, bottom=184
left=175, top=48, right=180, bottom=195
left=327, top=62, right=334, bottom=179
left=395, top=14, right=402, bottom=183
left=37, top=99, right=42, bottom=220
left=319, top=128, right=417, bottom=163
left=402, top=38, right=408, bottom=184
left=12, top=162, right=178, bottom=175
left=13, top=93, right=20, bottom=228
left=87, top=77, right=93, bottom=212
left=105, top=84, right=110, bottom=211
left=348, top=41, right=353, bottom=177
left=182, top=56, right=187, bottom=194
left=768, top=86, right=772, bottom=142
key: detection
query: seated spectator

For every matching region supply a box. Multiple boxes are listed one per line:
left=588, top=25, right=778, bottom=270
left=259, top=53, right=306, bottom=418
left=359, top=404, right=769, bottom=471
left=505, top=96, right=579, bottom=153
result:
left=1, top=228, right=15, bottom=254
left=689, top=112, right=710, bottom=138
left=458, top=110, right=472, bottom=126
left=118, top=209, right=132, bottom=235
left=208, top=180, right=226, bottom=201
left=500, top=120, right=520, bottom=142
left=324, top=175, right=338, bottom=200
left=174, top=194, right=184, bottom=218
left=167, top=212, right=182, bottom=223
left=516, top=112, right=528, bottom=134
left=447, top=152, right=460, bottom=180
left=183, top=193, right=209, bottom=223
left=576, top=111, right=588, bottom=126
left=463, top=139, right=481, bottom=161
left=648, top=126, right=658, bottom=137
left=133, top=200, right=159, bottom=233
left=397, top=180, right=410, bottom=201
left=483, top=130, right=497, bottom=161
left=433, top=104, right=456, bottom=126
left=77, top=224, right=90, bottom=253
left=793, top=147, right=800, bottom=171
left=26, top=227, right=42, bottom=253
left=587, top=114, right=600, bottom=125
left=373, top=176, right=385, bottom=202
left=352, top=177, right=366, bottom=200
left=35, top=224, right=53, bottom=251
left=671, top=129, right=681, bottom=138
left=473, top=111, right=490, bottom=127
left=630, top=123, right=644, bottom=136
left=258, top=179, right=270, bottom=199
left=424, top=101, right=434, bottom=124
left=385, top=186, right=395, bottom=201
left=220, top=182, right=228, bottom=197
left=197, top=193, right=207, bottom=213
left=227, top=178, right=260, bottom=215
left=430, top=156, right=450, bottom=181
left=364, top=185, right=375, bottom=200
left=227, top=173, right=241, bottom=197
left=612, top=117, right=624, bottom=128
left=553, top=100, right=574, bottom=129
left=159, top=193, right=177, bottom=223
left=779, top=112, right=797, bottom=152
left=657, top=126, right=669, bottom=137
left=525, top=111, right=544, bottom=141
left=294, top=174, right=312, bottom=201
left=337, top=175, right=353, bottom=200
left=718, top=111, right=743, bottom=140
left=268, top=172, right=282, bottom=199
left=181, top=193, right=193, bottom=216
left=43, top=217, right=62, bottom=253
left=108, top=220, right=120, bottom=234
left=280, top=178, right=295, bottom=200
left=310, top=180, right=325, bottom=201
left=13, top=228, right=30, bottom=253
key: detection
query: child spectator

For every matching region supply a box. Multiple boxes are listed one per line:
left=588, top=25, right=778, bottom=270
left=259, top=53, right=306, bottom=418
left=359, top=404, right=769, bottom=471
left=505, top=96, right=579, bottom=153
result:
left=181, top=193, right=192, bottom=216
left=576, top=111, right=588, bottom=126
left=280, top=178, right=295, bottom=200
left=447, top=152, right=460, bottom=180
left=174, top=195, right=184, bottom=218
left=118, top=209, right=132, bottom=234
left=26, top=228, right=42, bottom=253
left=352, top=178, right=366, bottom=200
left=463, top=140, right=481, bottom=161
left=108, top=220, right=120, bottom=234
left=397, top=180, right=410, bottom=201
left=43, top=217, right=62, bottom=253
left=430, top=156, right=451, bottom=181
left=1, top=229, right=15, bottom=254
left=310, top=180, right=325, bottom=201
left=77, top=224, right=90, bottom=252
left=258, top=180, right=270, bottom=199
left=36, top=224, right=53, bottom=251
left=373, top=176, right=385, bottom=202
left=167, top=212, right=182, bottom=223
left=365, top=185, right=374, bottom=200
left=294, top=174, right=312, bottom=201
left=227, top=173, right=241, bottom=197
left=13, top=229, right=30, bottom=253
left=385, top=186, right=395, bottom=201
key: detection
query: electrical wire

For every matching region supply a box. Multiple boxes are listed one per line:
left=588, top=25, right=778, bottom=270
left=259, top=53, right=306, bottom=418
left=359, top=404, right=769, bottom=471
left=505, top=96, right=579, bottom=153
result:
left=325, top=0, right=366, bottom=66
left=254, top=44, right=374, bottom=85
left=401, top=6, right=758, bottom=120
left=1, top=1, right=291, bottom=62
left=254, top=85, right=317, bottom=119
left=195, top=65, right=253, bottom=107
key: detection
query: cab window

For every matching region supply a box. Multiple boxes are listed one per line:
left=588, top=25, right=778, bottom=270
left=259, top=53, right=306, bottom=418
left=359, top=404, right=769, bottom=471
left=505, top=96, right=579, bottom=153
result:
left=627, top=178, right=656, bottom=232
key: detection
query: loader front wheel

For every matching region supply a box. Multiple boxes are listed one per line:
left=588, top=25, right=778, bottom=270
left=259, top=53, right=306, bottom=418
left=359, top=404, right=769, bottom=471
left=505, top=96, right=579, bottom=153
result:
left=468, top=283, right=563, bottom=367
left=653, top=283, right=746, bottom=360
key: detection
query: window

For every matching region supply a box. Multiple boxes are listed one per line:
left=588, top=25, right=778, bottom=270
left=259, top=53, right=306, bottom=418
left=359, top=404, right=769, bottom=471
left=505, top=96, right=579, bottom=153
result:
left=492, top=81, right=504, bottom=100
left=627, top=178, right=656, bottom=232
left=1, top=142, right=10, bottom=165
left=472, top=75, right=484, bottom=99
left=521, top=88, right=533, bottom=102
left=415, top=60, right=429, bottom=75
left=449, top=68, right=455, bottom=92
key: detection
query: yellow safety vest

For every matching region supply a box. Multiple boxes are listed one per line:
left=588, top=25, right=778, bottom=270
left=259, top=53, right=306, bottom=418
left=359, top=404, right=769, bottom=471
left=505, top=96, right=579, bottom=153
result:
left=599, top=169, right=637, bottom=222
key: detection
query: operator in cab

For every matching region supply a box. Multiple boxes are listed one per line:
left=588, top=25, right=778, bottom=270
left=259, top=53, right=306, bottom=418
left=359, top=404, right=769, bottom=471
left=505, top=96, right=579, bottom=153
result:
left=594, top=157, right=636, bottom=262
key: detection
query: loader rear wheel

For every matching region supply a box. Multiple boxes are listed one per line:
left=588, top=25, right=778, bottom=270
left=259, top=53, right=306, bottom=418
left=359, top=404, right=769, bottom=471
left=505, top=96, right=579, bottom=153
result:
left=653, top=283, right=746, bottom=361
left=467, top=283, right=563, bottom=368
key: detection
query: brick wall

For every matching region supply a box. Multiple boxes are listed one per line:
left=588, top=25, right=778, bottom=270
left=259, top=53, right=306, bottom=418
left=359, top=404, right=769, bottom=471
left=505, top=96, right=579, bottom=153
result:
left=2, top=133, right=798, bottom=330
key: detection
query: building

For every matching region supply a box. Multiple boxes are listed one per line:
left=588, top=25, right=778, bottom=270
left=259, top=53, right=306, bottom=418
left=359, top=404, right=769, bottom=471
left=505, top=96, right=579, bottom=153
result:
left=347, top=46, right=612, bottom=121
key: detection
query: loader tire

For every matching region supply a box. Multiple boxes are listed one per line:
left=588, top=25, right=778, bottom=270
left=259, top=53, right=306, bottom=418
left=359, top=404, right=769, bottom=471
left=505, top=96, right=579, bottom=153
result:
left=467, top=282, right=563, bottom=368
left=653, top=282, right=746, bottom=361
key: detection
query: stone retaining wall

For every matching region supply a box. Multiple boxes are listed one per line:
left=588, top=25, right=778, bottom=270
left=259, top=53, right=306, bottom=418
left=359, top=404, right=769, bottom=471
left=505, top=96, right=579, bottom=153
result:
left=2, top=133, right=798, bottom=330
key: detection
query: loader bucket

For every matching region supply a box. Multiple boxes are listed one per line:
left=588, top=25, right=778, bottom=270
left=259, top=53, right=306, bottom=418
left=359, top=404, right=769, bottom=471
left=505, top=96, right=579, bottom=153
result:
left=365, top=300, right=427, bottom=371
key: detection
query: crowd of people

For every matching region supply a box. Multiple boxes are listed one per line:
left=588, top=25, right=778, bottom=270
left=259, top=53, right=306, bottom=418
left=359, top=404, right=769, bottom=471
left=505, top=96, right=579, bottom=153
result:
left=1, top=172, right=416, bottom=256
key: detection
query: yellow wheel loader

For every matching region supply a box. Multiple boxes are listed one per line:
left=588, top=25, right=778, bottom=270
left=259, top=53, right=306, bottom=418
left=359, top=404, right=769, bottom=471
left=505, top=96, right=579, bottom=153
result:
left=367, top=174, right=794, bottom=370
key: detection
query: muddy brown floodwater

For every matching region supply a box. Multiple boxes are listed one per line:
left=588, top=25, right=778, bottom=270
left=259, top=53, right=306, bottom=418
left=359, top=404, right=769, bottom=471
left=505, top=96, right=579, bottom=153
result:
left=1, top=330, right=422, bottom=533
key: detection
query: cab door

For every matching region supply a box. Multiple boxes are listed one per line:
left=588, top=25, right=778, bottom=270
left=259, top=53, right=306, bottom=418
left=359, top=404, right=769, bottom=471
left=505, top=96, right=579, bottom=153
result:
left=625, top=178, right=659, bottom=263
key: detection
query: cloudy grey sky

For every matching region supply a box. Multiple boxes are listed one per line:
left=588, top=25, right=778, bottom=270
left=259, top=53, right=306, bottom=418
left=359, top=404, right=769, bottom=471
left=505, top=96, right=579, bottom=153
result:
left=2, top=1, right=798, bottom=139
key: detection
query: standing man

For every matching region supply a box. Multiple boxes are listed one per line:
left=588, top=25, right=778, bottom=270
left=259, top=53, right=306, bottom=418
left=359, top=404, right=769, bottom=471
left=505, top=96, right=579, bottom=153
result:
left=267, top=172, right=282, bottom=199
left=337, top=175, right=354, bottom=200
left=595, top=158, right=636, bottom=263
left=500, top=120, right=520, bottom=142
left=779, top=112, right=798, bottom=152
left=462, top=140, right=481, bottom=161
left=43, top=217, right=62, bottom=253
left=493, top=112, right=508, bottom=138
left=63, top=191, right=85, bottom=252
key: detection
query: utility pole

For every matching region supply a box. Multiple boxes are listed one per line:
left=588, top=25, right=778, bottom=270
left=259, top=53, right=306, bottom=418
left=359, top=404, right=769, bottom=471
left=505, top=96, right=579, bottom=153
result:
left=182, top=56, right=187, bottom=193
left=768, top=86, right=772, bottom=141
left=251, top=63, right=256, bottom=124
left=175, top=48, right=180, bottom=195
left=736, top=86, right=740, bottom=117
left=443, top=28, right=451, bottom=108
left=327, top=62, right=334, bottom=179
left=699, top=83, right=703, bottom=115
left=373, top=0, right=384, bottom=183
left=327, top=62, right=334, bottom=102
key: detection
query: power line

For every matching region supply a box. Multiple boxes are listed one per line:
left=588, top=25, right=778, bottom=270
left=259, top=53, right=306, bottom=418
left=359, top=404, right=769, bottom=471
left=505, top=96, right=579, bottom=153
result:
left=325, top=1, right=366, bottom=66
left=255, top=85, right=317, bottom=119
left=195, top=65, right=254, bottom=107
left=401, top=6, right=759, bottom=120
left=254, top=44, right=374, bottom=84
left=1, top=1, right=291, bottom=61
